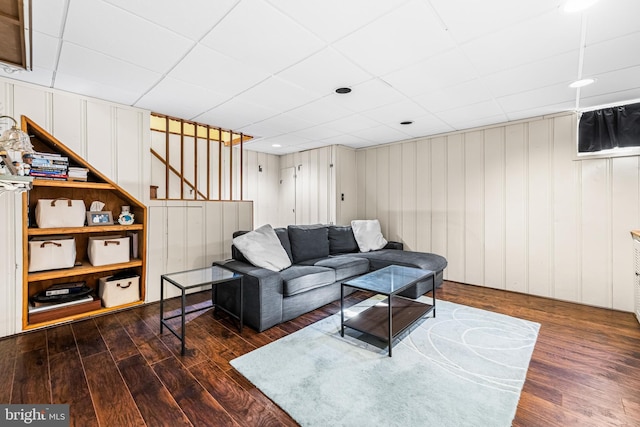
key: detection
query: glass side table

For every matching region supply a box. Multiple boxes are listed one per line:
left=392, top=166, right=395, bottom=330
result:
left=160, top=265, right=243, bottom=355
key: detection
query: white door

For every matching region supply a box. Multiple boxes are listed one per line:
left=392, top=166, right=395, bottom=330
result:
left=279, top=167, right=296, bottom=226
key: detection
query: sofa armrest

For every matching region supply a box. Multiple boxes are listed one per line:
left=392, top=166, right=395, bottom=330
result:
left=384, top=241, right=404, bottom=250
left=213, top=260, right=284, bottom=331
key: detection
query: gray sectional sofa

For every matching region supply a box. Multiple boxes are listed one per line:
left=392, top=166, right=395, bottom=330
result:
left=214, top=224, right=447, bottom=332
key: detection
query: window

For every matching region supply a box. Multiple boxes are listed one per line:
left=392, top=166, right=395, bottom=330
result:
left=150, top=113, right=252, bottom=200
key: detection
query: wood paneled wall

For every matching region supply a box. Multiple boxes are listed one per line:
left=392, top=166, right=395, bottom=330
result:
left=356, top=113, right=639, bottom=312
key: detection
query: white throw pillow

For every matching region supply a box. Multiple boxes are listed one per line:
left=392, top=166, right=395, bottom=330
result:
left=233, top=224, right=292, bottom=272
left=351, top=219, right=388, bottom=252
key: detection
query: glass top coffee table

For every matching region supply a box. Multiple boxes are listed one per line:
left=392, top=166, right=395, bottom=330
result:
left=160, top=265, right=243, bottom=355
left=341, top=265, right=435, bottom=357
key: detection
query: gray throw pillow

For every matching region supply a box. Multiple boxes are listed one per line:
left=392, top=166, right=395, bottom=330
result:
left=288, top=225, right=329, bottom=264
left=328, top=225, right=359, bottom=254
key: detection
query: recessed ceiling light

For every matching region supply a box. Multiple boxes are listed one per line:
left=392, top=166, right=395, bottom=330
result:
left=563, top=0, right=599, bottom=13
left=335, top=87, right=351, bottom=94
left=400, top=121, right=413, bottom=125
left=272, top=144, right=281, bottom=147
left=569, top=78, right=596, bottom=88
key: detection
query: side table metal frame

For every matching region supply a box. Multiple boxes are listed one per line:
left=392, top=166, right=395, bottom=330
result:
left=160, top=265, right=243, bottom=355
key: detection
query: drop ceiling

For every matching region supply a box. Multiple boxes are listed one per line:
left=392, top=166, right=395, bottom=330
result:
left=4, top=0, right=640, bottom=154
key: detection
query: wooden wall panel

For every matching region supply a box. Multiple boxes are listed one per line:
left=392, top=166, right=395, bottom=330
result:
left=388, top=144, right=402, bottom=242
left=0, top=192, right=21, bottom=337
left=431, top=137, right=447, bottom=274
left=115, top=109, right=145, bottom=201
left=13, top=84, right=49, bottom=129
left=464, top=131, right=484, bottom=285
left=365, top=149, right=378, bottom=220
left=86, top=102, right=114, bottom=178
left=446, top=135, right=465, bottom=282
left=552, top=115, right=580, bottom=302
left=375, top=147, right=389, bottom=234
left=52, top=93, right=84, bottom=156
left=146, top=206, right=166, bottom=302
left=483, top=128, right=505, bottom=289
left=416, top=140, right=432, bottom=252
left=401, top=142, right=417, bottom=250
left=504, top=124, right=528, bottom=293
left=527, top=120, right=552, bottom=297
left=356, top=150, right=367, bottom=220
left=611, top=157, right=638, bottom=311
left=580, top=159, right=611, bottom=307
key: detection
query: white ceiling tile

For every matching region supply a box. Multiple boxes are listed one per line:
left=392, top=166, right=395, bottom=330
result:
left=579, top=89, right=640, bottom=110
left=194, top=97, right=279, bottom=132
left=333, top=78, right=406, bottom=113
left=582, top=32, right=640, bottom=77
left=268, top=0, right=407, bottom=42
left=446, top=114, right=512, bottom=131
left=324, top=114, right=382, bottom=134
left=351, top=124, right=412, bottom=144
left=168, top=45, right=269, bottom=97
left=585, top=0, right=640, bottom=44
left=32, top=31, right=60, bottom=71
left=414, top=79, right=493, bottom=113
left=3, top=67, right=54, bottom=88
left=482, top=50, right=580, bottom=98
left=291, top=126, right=342, bottom=141
left=319, top=134, right=372, bottom=148
left=362, top=99, right=428, bottom=125
left=334, top=0, right=456, bottom=76
left=234, top=77, right=319, bottom=113
left=56, top=43, right=160, bottom=94
left=285, top=98, right=355, bottom=125
left=200, top=0, right=324, bottom=75
left=387, top=113, right=454, bottom=138
left=505, top=102, right=575, bottom=122
left=135, top=78, right=228, bottom=120
left=103, top=0, right=239, bottom=41
left=496, top=82, right=576, bottom=113
left=434, top=100, right=506, bottom=126
left=579, top=66, right=640, bottom=102
left=382, top=49, right=478, bottom=96
left=32, top=0, right=68, bottom=37
left=462, top=10, right=583, bottom=76
left=54, top=72, right=141, bottom=105
left=276, top=47, right=372, bottom=97
left=430, top=0, right=559, bottom=43
left=64, top=0, right=193, bottom=72
left=251, top=113, right=317, bottom=135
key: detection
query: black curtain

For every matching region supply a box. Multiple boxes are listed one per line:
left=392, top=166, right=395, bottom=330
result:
left=578, top=102, right=640, bottom=152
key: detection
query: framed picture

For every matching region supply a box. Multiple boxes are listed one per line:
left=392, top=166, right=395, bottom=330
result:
left=86, top=211, right=113, bottom=226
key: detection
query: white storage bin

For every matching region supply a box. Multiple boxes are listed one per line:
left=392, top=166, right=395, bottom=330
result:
left=35, top=198, right=86, bottom=228
left=99, top=274, right=140, bottom=307
left=87, top=236, right=130, bottom=266
left=28, top=236, right=76, bottom=272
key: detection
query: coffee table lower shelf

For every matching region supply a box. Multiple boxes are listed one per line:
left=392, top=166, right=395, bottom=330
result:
left=343, top=297, right=433, bottom=355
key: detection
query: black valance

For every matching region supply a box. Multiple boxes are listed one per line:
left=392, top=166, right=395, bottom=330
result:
left=578, top=102, right=640, bottom=152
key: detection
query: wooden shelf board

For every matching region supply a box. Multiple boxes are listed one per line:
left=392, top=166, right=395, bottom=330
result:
left=28, top=260, right=143, bottom=282
left=25, top=299, right=144, bottom=329
left=32, top=180, right=115, bottom=190
left=28, top=224, right=144, bottom=235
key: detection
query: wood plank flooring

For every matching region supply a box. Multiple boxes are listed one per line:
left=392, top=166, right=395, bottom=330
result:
left=1, top=281, right=640, bottom=426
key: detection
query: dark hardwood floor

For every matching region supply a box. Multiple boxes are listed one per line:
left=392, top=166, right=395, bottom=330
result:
left=2, top=281, right=640, bottom=426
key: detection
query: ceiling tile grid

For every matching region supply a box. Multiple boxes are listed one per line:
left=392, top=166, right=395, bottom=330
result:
left=2, top=0, right=640, bottom=153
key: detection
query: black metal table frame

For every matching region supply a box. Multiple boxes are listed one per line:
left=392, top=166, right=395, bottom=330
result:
left=341, top=268, right=435, bottom=357
left=160, top=265, right=243, bottom=355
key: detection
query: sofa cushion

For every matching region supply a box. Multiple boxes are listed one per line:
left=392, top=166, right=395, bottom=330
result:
left=351, top=219, right=388, bottom=252
left=349, top=249, right=448, bottom=273
left=281, top=265, right=335, bottom=296
left=328, top=225, right=359, bottom=254
left=232, top=224, right=292, bottom=272
left=288, top=225, right=330, bottom=264
left=315, top=256, right=369, bottom=281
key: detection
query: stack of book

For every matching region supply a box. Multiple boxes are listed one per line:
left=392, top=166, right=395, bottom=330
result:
left=67, top=166, right=89, bottom=181
left=28, top=151, right=69, bottom=180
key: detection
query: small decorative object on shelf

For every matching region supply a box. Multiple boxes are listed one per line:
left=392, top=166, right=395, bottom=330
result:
left=118, top=205, right=134, bottom=225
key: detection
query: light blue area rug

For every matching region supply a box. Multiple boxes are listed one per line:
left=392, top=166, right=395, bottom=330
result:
left=231, top=296, right=540, bottom=427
